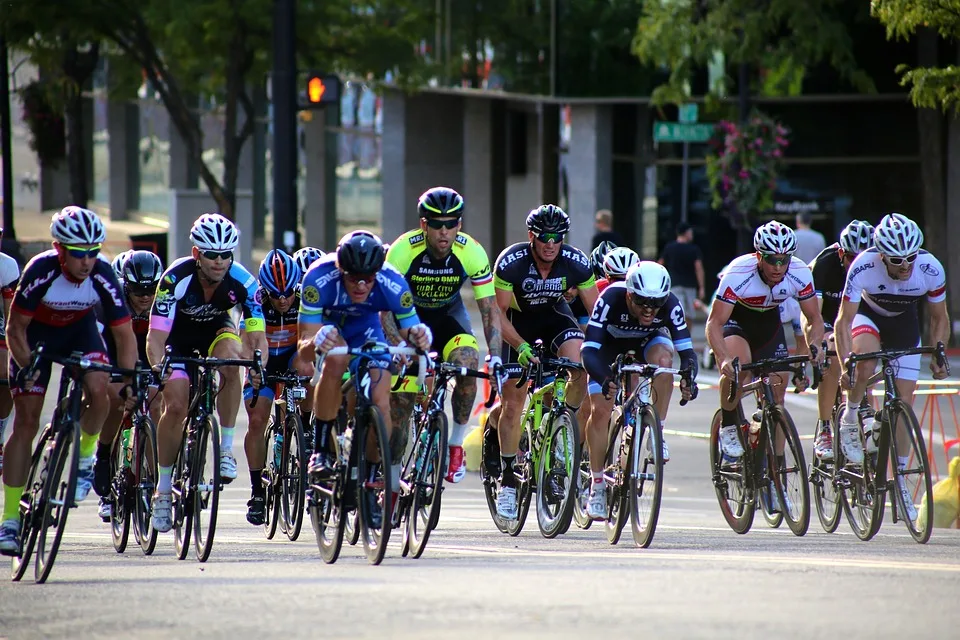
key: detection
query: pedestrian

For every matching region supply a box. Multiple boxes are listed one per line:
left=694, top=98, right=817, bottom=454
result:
left=659, top=222, right=705, bottom=319
left=590, top=209, right=624, bottom=249
left=793, top=211, right=826, bottom=264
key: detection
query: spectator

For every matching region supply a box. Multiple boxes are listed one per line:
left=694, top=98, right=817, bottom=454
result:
left=590, top=209, right=624, bottom=249
left=659, top=222, right=705, bottom=319
left=794, top=211, right=826, bottom=264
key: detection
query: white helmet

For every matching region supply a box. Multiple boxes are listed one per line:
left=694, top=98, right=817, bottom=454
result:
left=190, top=213, right=239, bottom=251
left=626, top=261, right=671, bottom=304
left=51, top=206, right=106, bottom=244
left=838, top=220, right=875, bottom=254
left=111, top=250, right=133, bottom=279
left=753, top=220, right=797, bottom=255
left=873, top=213, right=922, bottom=258
left=293, top=247, right=326, bottom=275
left=602, top=247, right=640, bottom=280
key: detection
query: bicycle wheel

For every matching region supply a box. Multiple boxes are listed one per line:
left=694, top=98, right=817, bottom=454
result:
left=887, top=400, right=933, bottom=544
left=836, top=405, right=881, bottom=541
left=35, top=420, right=80, bottom=583
left=629, top=405, right=664, bottom=548
left=345, top=509, right=360, bottom=545
left=767, top=406, right=810, bottom=537
left=571, top=443, right=593, bottom=530
left=110, top=427, right=131, bottom=554
left=709, top=410, right=754, bottom=534
left=133, top=418, right=159, bottom=556
left=758, top=457, right=784, bottom=529
left=192, top=415, right=222, bottom=562
left=536, top=408, right=581, bottom=539
left=604, top=412, right=629, bottom=545
left=262, top=416, right=280, bottom=541
left=173, top=435, right=192, bottom=560
left=408, top=412, right=448, bottom=559
left=480, top=421, right=509, bottom=534
left=281, top=411, right=307, bottom=541
left=310, top=471, right=346, bottom=564
left=812, top=403, right=843, bottom=534
left=12, top=427, right=51, bottom=582
left=506, top=423, right=533, bottom=537
left=357, top=405, right=392, bottom=565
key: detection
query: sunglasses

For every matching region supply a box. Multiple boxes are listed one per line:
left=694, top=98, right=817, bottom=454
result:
left=630, top=293, right=668, bottom=310
left=536, top=232, right=564, bottom=244
left=885, top=253, right=918, bottom=266
left=63, top=244, right=101, bottom=259
left=268, top=290, right=296, bottom=300
left=344, top=273, right=375, bottom=285
left=760, top=253, right=791, bottom=267
left=128, top=287, right=155, bottom=297
left=201, top=250, right=234, bottom=261
left=424, top=218, right=460, bottom=230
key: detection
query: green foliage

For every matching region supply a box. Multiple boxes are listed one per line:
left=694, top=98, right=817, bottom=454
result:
left=872, top=0, right=960, bottom=113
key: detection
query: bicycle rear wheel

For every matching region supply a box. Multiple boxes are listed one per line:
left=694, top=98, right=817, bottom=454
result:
left=767, top=407, right=810, bottom=537
left=12, top=426, right=52, bottom=582
left=480, top=421, right=509, bottom=534
left=192, top=416, right=222, bottom=562
left=836, top=406, right=881, bottom=541
left=110, top=427, right=131, bottom=554
left=262, top=416, right=280, bottom=540
left=281, top=411, right=307, bottom=541
left=357, top=405, right=392, bottom=565
left=629, top=406, right=664, bottom=549
left=173, top=435, right=192, bottom=560
left=536, top=408, right=581, bottom=539
left=506, top=424, right=533, bottom=537
left=709, top=410, right=754, bottom=534
left=604, top=413, right=629, bottom=545
left=758, top=457, right=784, bottom=529
left=133, top=418, right=159, bottom=555
left=35, top=420, right=80, bottom=584
left=407, top=412, right=448, bottom=559
left=887, top=400, right=933, bottom=543
left=571, top=443, right=593, bottom=530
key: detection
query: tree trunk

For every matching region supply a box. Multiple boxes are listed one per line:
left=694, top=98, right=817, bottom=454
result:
left=220, top=23, right=255, bottom=222
left=916, top=29, right=947, bottom=263
left=61, top=42, right=100, bottom=208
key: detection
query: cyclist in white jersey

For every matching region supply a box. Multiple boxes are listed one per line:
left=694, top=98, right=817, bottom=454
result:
left=0, top=246, right=20, bottom=474
left=834, top=214, right=949, bottom=474
left=706, top=221, right=825, bottom=460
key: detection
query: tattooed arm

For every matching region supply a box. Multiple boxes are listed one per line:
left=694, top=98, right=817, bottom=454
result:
left=380, top=310, right=404, bottom=345
left=476, top=295, right=503, bottom=359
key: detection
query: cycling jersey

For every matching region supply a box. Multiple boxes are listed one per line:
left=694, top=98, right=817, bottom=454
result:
left=0, top=252, right=22, bottom=346
left=809, top=243, right=845, bottom=329
left=149, top=257, right=264, bottom=334
left=493, top=242, right=595, bottom=312
left=385, top=230, right=494, bottom=311
left=101, top=305, right=149, bottom=365
left=260, top=288, right=300, bottom=355
left=596, top=277, right=611, bottom=294
left=779, top=297, right=803, bottom=336
left=582, top=283, right=697, bottom=387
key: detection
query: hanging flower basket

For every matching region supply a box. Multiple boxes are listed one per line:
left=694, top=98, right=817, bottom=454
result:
left=705, top=110, right=789, bottom=229
left=19, top=80, right=67, bottom=168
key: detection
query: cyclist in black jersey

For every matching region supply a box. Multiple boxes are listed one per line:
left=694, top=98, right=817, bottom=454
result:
left=805, top=220, right=873, bottom=460
left=486, top=204, right=598, bottom=521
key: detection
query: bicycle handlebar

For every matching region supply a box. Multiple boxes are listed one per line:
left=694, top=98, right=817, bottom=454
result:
left=312, top=343, right=431, bottom=390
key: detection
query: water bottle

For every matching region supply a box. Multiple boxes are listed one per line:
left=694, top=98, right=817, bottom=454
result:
left=338, top=425, right=353, bottom=466
left=273, top=432, right=284, bottom=469
left=122, top=428, right=133, bottom=468
left=747, top=410, right=762, bottom=450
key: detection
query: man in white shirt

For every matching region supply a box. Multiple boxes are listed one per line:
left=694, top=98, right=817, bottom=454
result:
left=794, top=211, right=826, bottom=264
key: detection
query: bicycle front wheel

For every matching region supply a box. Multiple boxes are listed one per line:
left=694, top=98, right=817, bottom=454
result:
left=357, top=405, right=392, bottom=565
left=629, top=405, right=664, bottom=549
left=35, top=420, right=80, bottom=584
left=192, top=416, right=222, bottom=562
left=887, top=400, right=933, bottom=543
left=536, top=408, right=581, bottom=539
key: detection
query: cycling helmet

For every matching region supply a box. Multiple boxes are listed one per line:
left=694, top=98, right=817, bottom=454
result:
left=603, top=247, right=640, bottom=280
left=591, top=240, right=619, bottom=279
left=259, top=249, right=301, bottom=297
left=111, top=250, right=133, bottom=280
left=122, top=251, right=163, bottom=291
left=753, top=220, right=798, bottom=255
left=293, top=247, right=325, bottom=275
left=839, top=220, right=875, bottom=254
left=626, top=262, right=672, bottom=307
left=190, top=213, right=239, bottom=252
left=336, top=230, right=385, bottom=275
left=525, top=204, right=570, bottom=236
left=873, top=213, right=923, bottom=258
left=51, top=206, right=106, bottom=244
left=418, top=187, right=464, bottom=218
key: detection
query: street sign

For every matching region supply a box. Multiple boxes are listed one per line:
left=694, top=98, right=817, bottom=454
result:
left=299, top=72, right=340, bottom=108
left=679, top=103, right=698, bottom=124
left=653, top=121, right=715, bottom=143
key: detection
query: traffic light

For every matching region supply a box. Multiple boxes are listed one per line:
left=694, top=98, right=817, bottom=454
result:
left=301, top=72, right=340, bottom=108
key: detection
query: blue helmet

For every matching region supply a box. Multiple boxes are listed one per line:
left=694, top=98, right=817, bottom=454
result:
left=259, top=249, right=301, bottom=297
left=293, top=246, right=325, bottom=277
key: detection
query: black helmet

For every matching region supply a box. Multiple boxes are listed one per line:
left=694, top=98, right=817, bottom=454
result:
left=526, top=204, right=570, bottom=236
left=591, top=240, right=619, bottom=279
left=418, top=187, right=464, bottom=219
left=122, top=250, right=163, bottom=292
left=336, top=230, right=385, bottom=275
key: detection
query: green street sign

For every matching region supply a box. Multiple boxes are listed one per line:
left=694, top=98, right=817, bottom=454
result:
left=653, top=121, right=715, bottom=143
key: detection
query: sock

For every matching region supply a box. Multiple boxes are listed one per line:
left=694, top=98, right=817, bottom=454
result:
left=220, top=426, right=235, bottom=452
left=79, top=431, right=99, bottom=459
left=500, top=455, right=517, bottom=487
left=591, top=471, right=603, bottom=484
left=158, top=465, right=173, bottom=493
left=721, top=407, right=738, bottom=426
left=2, top=484, right=24, bottom=522
left=565, top=402, right=580, bottom=414
left=449, top=421, right=469, bottom=447
left=316, top=419, right=335, bottom=451
left=249, top=468, right=263, bottom=495
left=0, top=415, right=10, bottom=442
left=96, top=440, right=111, bottom=461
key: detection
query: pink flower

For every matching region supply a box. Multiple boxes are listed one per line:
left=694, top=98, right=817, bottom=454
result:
left=772, top=149, right=782, bottom=157
left=739, top=169, right=749, bottom=179
left=775, top=136, right=788, bottom=146
left=754, top=137, right=763, bottom=147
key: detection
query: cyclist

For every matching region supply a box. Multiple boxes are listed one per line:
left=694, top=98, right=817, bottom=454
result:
left=297, top=231, right=432, bottom=520
left=146, top=213, right=267, bottom=533
left=0, top=207, right=138, bottom=556
left=805, top=220, right=874, bottom=460
left=486, top=204, right=598, bottom=521
left=243, top=249, right=303, bottom=526
left=384, top=187, right=503, bottom=483
left=706, top=220, right=824, bottom=462
left=581, top=261, right=697, bottom=518
left=94, top=250, right=164, bottom=520
left=599, top=246, right=640, bottom=293
left=293, top=247, right=325, bottom=278
left=0, top=235, right=20, bottom=476
left=834, top=214, right=949, bottom=501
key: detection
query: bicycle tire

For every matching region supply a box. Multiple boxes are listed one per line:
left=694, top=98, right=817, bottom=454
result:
left=281, top=411, right=307, bottom=542
left=768, top=406, right=810, bottom=537
left=310, top=480, right=346, bottom=563
left=709, top=410, right=754, bottom=534
left=357, top=404, right=392, bottom=565
left=173, top=435, right=192, bottom=560
left=35, top=420, right=80, bottom=583
left=408, top=412, right=448, bottom=559
left=887, top=400, right=933, bottom=544
left=604, top=412, right=629, bottom=545
left=506, top=424, right=533, bottom=537
left=192, top=415, right=221, bottom=562
left=133, top=418, right=159, bottom=556
left=11, top=426, right=51, bottom=582
left=345, top=508, right=360, bottom=545
left=629, top=405, right=664, bottom=549
left=535, top=408, right=580, bottom=539
left=110, top=427, right=131, bottom=554
left=836, top=404, right=881, bottom=541
left=811, top=403, right=843, bottom=534
left=262, top=415, right=280, bottom=541
left=758, top=457, right=784, bottom=529
left=571, top=444, right=593, bottom=530
left=480, top=422, right=510, bottom=534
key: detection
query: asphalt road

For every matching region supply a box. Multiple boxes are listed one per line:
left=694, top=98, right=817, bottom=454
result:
left=1, top=374, right=958, bottom=640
